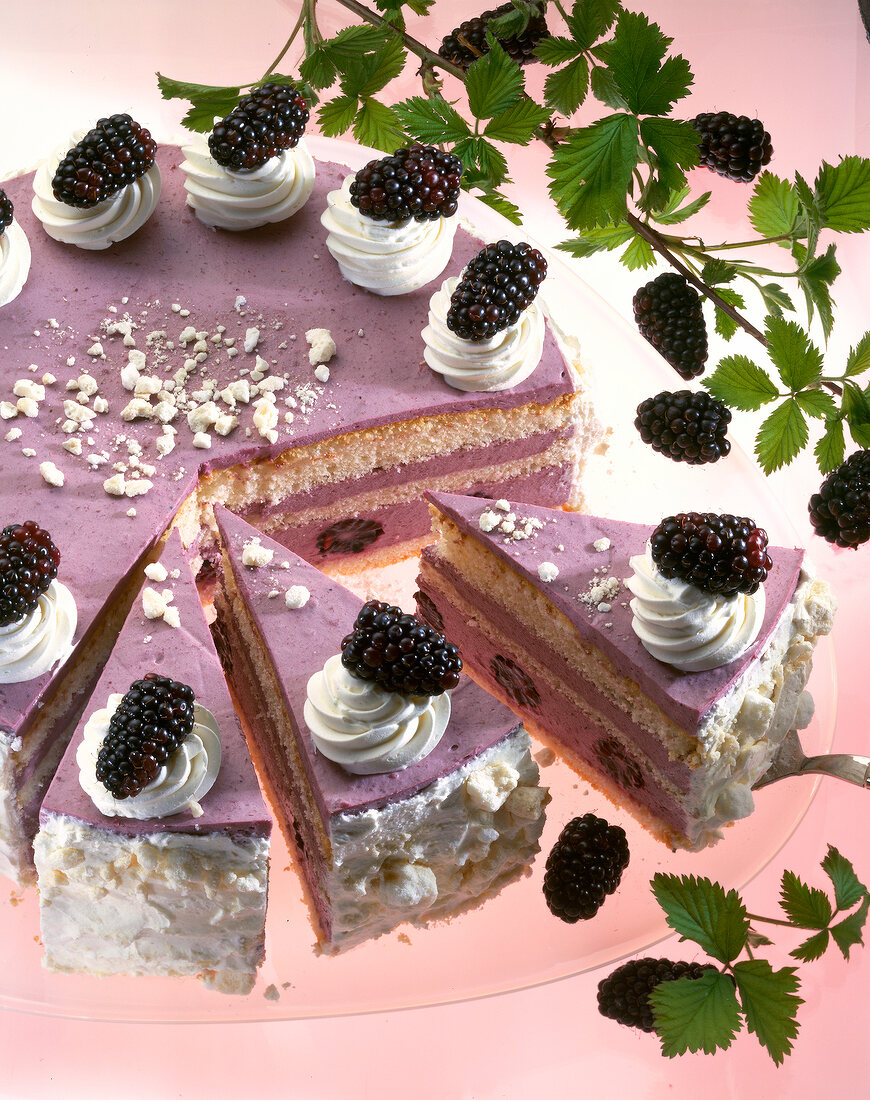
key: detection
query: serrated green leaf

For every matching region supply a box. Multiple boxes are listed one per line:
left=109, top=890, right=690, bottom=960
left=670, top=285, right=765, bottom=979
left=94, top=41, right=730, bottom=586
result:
left=651, top=874, right=749, bottom=964
left=746, top=927, right=774, bottom=949
left=759, top=282, right=795, bottom=317
left=466, top=40, right=524, bottom=120
left=791, top=929, right=831, bottom=963
left=748, top=172, right=801, bottom=240
left=796, top=390, right=838, bottom=421
left=850, top=422, right=870, bottom=447
left=375, top=0, right=434, bottom=15
left=567, top=0, right=622, bottom=50
left=830, top=894, right=870, bottom=960
left=815, top=419, right=846, bottom=474
left=474, top=191, right=523, bottom=225
left=845, top=333, right=870, bottom=378
left=755, top=399, right=809, bottom=473
left=589, top=64, right=629, bottom=110
left=794, top=172, right=822, bottom=257
left=352, top=98, right=406, bottom=152
left=703, top=355, right=779, bottom=411
left=300, top=46, right=338, bottom=91
left=639, top=117, right=699, bottom=203
left=713, top=287, right=746, bottom=342
left=797, top=272, right=836, bottom=341
left=620, top=234, right=656, bottom=270
left=326, top=23, right=390, bottom=61
left=780, top=870, right=833, bottom=929
left=317, top=95, right=359, bottom=138
left=535, top=35, right=584, bottom=65
left=488, top=0, right=539, bottom=39
left=652, top=187, right=711, bottom=226
left=474, top=137, right=510, bottom=187
left=393, top=95, right=471, bottom=145
left=842, top=381, right=870, bottom=443
left=156, top=74, right=237, bottom=102
left=815, top=156, right=870, bottom=233
left=822, top=846, right=868, bottom=909
left=733, top=960, right=802, bottom=1066
left=556, top=225, right=635, bottom=258
left=547, top=115, right=638, bottom=230
left=596, top=10, right=692, bottom=116
left=178, top=88, right=243, bottom=133
left=765, top=316, right=824, bottom=390
left=543, top=55, right=590, bottom=116
left=702, top=259, right=738, bottom=285
left=355, top=36, right=407, bottom=98
left=484, top=98, right=552, bottom=144
left=650, top=971, right=741, bottom=1057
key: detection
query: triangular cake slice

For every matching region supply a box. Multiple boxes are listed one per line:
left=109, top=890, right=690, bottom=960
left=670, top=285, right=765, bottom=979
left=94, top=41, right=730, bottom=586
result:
left=34, top=530, right=271, bottom=995
left=417, top=492, right=836, bottom=850
left=213, top=505, right=548, bottom=952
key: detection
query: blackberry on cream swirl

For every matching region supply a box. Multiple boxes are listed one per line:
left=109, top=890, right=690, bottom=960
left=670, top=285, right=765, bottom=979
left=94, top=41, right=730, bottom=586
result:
left=0, top=215, right=31, bottom=307
left=0, top=580, right=77, bottom=684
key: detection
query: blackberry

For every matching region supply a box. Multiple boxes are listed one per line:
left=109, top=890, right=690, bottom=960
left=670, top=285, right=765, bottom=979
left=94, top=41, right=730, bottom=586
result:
left=542, top=813, right=630, bottom=922
left=341, top=600, right=462, bottom=698
left=447, top=240, right=547, bottom=342
left=51, top=114, right=156, bottom=208
left=597, top=957, right=716, bottom=1032
left=490, top=654, right=540, bottom=709
left=438, top=4, right=550, bottom=70
left=651, top=512, right=773, bottom=597
left=635, top=389, right=732, bottom=465
left=316, top=517, right=383, bottom=555
left=633, top=273, right=708, bottom=380
left=690, top=111, right=773, bottom=183
left=0, top=522, right=60, bottom=627
left=95, top=673, right=196, bottom=799
left=0, top=189, right=13, bottom=235
left=209, top=83, right=309, bottom=173
left=809, top=449, right=870, bottom=548
left=349, top=145, right=463, bottom=223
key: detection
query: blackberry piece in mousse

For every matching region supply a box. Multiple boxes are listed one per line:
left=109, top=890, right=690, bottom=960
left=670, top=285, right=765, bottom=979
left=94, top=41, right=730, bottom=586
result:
left=651, top=512, right=773, bottom=597
left=208, top=83, right=309, bottom=173
left=690, top=111, right=773, bottom=183
left=51, top=114, right=157, bottom=208
left=348, top=145, right=463, bottom=223
left=438, top=4, right=550, bottom=69
left=809, top=449, right=870, bottom=548
left=341, top=600, right=462, bottom=698
left=542, top=813, right=630, bottom=922
left=0, top=521, right=60, bottom=627
left=635, top=389, right=732, bottom=465
left=94, top=673, right=196, bottom=798
left=447, top=240, right=547, bottom=342
left=597, top=957, right=716, bottom=1032
left=0, top=189, right=13, bottom=234
left=633, top=272, right=708, bottom=380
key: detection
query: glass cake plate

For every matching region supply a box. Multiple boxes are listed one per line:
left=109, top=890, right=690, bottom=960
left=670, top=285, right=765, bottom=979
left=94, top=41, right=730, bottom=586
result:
left=0, top=138, right=837, bottom=1023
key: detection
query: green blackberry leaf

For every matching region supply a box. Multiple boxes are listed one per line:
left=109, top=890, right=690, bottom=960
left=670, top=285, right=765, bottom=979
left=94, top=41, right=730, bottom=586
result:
left=639, top=117, right=699, bottom=200
left=375, top=0, right=434, bottom=16
left=489, top=0, right=537, bottom=39
left=556, top=225, right=634, bottom=257
left=759, top=282, right=795, bottom=317
left=473, top=138, right=510, bottom=188
left=547, top=115, right=639, bottom=230
left=843, top=382, right=870, bottom=447
left=765, top=317, right=823, bottom=390
left=733, top=960, right=802, bottom=1066
left=651, top=874, right=749, bottom=964
left=300, top=46, right=338, bottom=91
left=156, top=74, right=239, bottom=103
left=353, top=37, right=407, bottom=98
left=703, top=355, right=779, bottom=411
left=474, top=192, right=523, bottom=225
left=815, top=156, right=870, bottom=233
left=326, top=24, right=390, bottom=62
left=821, top=846, right=868, bottom=910
left=535, top=36, right=584, bottom=65
left=466, top=41, right=524, bottom=120
left=589, top=65, right=629, bottom=110
left=844, top=333, right=870, bottom=378
left=566, top=0, right=622, bottom=50
left=755, top=399, right=809, bottom=474
left=317, top=95, right=359, bottom=138
left=650, top=970, right=741, bottom=1057
left=796, top=390, right=837, bottom=421
left=793, top=173, right=822, bottom=257
left=543, top=56, right=590, bottom=116
left=748, top=172, right=801, bottom=241
left=620, top=235, right=655, bottom=270
left=180, top=89, right=244, bottom=134
left=746, top=927, right=774, bottom=949
left=651, top=186, right=711, bottom=225
left=352, top=99, right=406, bottom=152
left=780, top=870, right=833, bottom=929
left=830, top=894, right=870, bottom=960
left=598, top=10, right=693, bottom=117
left=484, top=98, right=552, bottom=144
left=791, top=929, right=830, bottom=963
left=713, top=287, right=746, bottom=342
left=702, top=259, right=738, bottom=286
left=814, top=418, right=846, bottom=475
left=393, top=96, right=471, bottom=145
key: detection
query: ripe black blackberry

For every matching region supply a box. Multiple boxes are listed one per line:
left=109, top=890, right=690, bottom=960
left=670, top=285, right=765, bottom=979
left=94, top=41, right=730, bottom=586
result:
left=95, top=674, right=196, bottom=799
left=341, top=600, right=462, bottom=698
left=349, top=145, right=463, bottom=223
left=543, top=813, right=630, bottom=923
left=690, top=111, right=773, bottom=183
left=635, top=389, right=732, bottom=465
left=438, top=4, right=550, bottom=69
left=598, top=957, right=716, bottom=1032
left=651, top=512, right=773, bottom=596
left=0, top=522, right=60, bottom=627
left=447, top=240, right=547, bottom=342
left=209, top=83, right=309, bottom=173
left=51, top=114, right=156, bottom=208
left=633, top=272, right=708, bottom=380
left=0, top=188, right=13, bottom=234
left=809, top=449, right=870, bottom=548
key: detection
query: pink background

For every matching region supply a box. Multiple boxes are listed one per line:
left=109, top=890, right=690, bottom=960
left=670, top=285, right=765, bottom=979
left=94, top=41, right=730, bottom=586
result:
left=2, top=0, right=869, bottom=1095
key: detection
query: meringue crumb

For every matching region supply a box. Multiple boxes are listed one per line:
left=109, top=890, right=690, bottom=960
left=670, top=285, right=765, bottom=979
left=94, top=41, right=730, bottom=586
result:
left=145, top=562, right=169, bottom=583
left=285, top=585, right=311, bottom=609
left=39, top=461, right=64, bottom=487
left=538, top=562, right=559, bottom=583
left=306, top=328, right=336, bottom=366
left=241, top=537, right=273, bottom=568
left=593, top=537, right=611, bottom=552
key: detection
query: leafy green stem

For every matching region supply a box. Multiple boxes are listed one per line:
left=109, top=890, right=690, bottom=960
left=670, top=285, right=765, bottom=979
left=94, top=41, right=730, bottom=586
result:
left=262, top=3, right=309, bottom=79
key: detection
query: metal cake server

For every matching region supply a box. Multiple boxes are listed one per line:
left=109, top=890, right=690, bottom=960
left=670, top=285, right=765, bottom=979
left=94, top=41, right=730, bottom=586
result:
left=753, top=727, right=870, bottom=791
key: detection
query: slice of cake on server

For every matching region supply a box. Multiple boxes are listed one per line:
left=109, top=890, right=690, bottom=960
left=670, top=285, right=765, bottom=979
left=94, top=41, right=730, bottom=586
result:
left=416, top=492, right=836, bottom=851
left=33, top=530, right=271, bottom=994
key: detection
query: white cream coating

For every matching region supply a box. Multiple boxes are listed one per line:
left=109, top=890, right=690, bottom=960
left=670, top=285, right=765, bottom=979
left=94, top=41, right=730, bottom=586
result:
left=34, top=816, right=268, bottom=993
left=626, top=546, right=765, bottom=672
left=320, top=176, right=456, bottom=296
left=0, top=580, right=77, bottom=684
left=180, top=133, right=316, bottom=230
left=304, top=654, right=449, bottom=775
left=77, top=697, right=221, bottom=819
left=325, top=729, right=548, bottom=949
left=422, top=276, right=545, bottom=391
left=0, top=220, right=31, bottom=306
left=31, top=132, right=162, bottom=249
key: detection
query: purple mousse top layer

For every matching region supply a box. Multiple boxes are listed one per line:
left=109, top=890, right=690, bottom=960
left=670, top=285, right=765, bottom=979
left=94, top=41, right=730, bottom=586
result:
left=215, top=506, right=521, bottom=821
left=425, top=492, right=806, bottom=733
left=40, top=530, right=271, bottom=836
left=0, top=145, right=575, bottom=738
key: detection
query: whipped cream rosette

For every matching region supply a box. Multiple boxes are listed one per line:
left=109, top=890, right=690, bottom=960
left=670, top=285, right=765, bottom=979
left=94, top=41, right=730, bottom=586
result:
left=0, top=190, right=31, bottom=307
